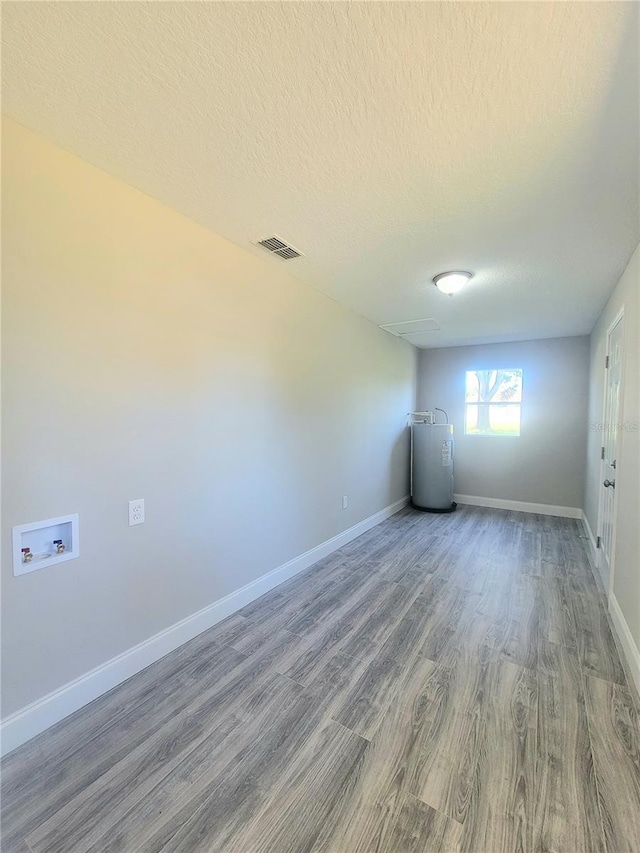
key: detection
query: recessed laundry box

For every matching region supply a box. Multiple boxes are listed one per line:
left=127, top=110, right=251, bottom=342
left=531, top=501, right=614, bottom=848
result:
left=12, top=514, right=79, bottom=575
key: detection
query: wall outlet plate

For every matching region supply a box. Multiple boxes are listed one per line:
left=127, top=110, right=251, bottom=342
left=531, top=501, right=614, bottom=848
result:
left=129, top=499, right=145, bottom=526
left=342, top=495, right=348, bottom=510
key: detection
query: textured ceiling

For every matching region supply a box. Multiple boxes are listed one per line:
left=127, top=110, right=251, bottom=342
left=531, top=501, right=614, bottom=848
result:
left=2, top=2, right=638, bottom=348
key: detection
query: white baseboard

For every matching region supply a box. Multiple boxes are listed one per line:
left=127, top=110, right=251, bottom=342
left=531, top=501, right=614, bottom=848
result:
left=580, top=510, right=598, bottom=562
left=609, top=593, right=640, bottom=699
left=580, top=510, right=608, bottom=589
left=579, top=512, right=638, bottom=700
left=454, top=494, right=581, bottom=519
left=0, top=496, right=409, bottom=757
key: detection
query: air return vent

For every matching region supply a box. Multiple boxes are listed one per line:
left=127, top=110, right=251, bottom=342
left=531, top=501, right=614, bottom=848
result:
left=255, top=236, right=303, bottom=260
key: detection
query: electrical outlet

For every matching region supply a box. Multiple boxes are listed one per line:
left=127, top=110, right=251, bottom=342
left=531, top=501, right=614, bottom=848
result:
left=128, top=498, right=145, bottom=526
left=342, top=495, right=348, bottom=510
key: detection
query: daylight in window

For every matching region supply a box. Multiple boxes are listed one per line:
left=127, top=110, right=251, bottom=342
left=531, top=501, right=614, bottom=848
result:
left=465, top=369, right=523, bottom=436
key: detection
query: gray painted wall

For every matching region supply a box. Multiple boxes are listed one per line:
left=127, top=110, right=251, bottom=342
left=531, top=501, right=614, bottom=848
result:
left=585, top=244, right=639, bottom=648
left=417, top=337, right=589, bottom=508
left=1, top=120, right=417, bottom=717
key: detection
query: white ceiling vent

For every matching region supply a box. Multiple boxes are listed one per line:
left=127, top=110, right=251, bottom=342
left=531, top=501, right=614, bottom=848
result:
left=255, top=236, right=303, bottom=260
left=379, top=318, right=441, bottom=337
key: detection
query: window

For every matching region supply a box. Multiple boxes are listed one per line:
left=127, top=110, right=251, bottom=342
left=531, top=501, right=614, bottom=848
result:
left=465, top=369, right=523, bottom=436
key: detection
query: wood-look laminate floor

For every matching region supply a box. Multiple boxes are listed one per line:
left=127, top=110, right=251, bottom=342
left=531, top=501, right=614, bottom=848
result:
left=2, top=506, right=639, bottom=853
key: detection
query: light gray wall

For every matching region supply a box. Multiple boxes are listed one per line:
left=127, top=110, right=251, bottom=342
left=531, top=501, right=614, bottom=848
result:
left=585, top=244, right=639, bottom=648
left=417, top=337, right=589, bottom=508
left=1, top=120, right=417, bottom=717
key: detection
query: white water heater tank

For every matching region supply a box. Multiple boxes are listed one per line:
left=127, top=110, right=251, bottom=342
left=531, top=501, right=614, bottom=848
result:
left=411, top=420, right=456, bottom=512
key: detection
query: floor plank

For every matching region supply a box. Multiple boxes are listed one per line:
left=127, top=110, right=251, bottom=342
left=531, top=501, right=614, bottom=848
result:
left=568, top=579, right=627, bottom=685
left=584, top=674, right=640, bottom=853
left=331, top=591, right=448, bottom=739
left=311, top=654, right=444, bottom=853
left=535, top=642, right=606, bottom=853
left=385, top=794, right=463, bottom=853
left=457, top=658, right=538, bottom=853
left=218, top=719, right=369, bottom=853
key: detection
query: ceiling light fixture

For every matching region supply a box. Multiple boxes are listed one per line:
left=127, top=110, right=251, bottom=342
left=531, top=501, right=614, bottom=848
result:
left=432, top=270, right=473, bottom=296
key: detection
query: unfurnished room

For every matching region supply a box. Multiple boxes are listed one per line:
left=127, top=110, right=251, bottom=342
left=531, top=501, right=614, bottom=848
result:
left=1, top=2, right=639, bottom=852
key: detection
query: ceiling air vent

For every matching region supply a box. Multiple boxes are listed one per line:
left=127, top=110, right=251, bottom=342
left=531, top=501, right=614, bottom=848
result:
left=255, top=236, right=303, bottom=260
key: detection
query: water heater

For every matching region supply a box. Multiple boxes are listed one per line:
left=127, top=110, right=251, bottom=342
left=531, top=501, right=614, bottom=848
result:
left=410, top=416, right=456, bottom=513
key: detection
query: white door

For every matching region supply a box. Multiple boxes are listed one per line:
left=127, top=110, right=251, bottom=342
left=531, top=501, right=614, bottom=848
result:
left=599, top=314, right=624, bottom=588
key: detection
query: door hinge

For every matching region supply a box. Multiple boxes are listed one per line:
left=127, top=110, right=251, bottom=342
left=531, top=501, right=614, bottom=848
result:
left=596, top=535, right=601, bottom=549
left=601, top=446, right=605, bottom=460
left=605, top=355, right=610, bottom=368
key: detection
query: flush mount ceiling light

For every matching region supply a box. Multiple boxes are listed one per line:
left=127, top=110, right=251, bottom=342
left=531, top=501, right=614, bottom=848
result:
left=432, top=271, right=473, bottom=295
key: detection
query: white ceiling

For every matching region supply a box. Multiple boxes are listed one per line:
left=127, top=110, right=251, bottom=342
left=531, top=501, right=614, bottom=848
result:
left=2, top=2, right=638, bottom=348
